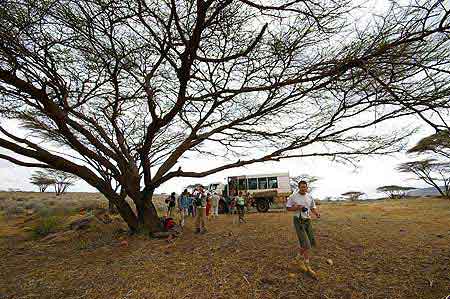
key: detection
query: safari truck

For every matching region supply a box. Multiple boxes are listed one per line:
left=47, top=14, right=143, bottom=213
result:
left=227, top=173, right=291, bottom=212
left=207, top=182, right=225, bottom=196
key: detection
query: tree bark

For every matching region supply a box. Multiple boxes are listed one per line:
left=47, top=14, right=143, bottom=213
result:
left=135, top=189, right=163, bottom=233
left=107, top=195, right=139, bottom=232
left=108, top=201, right=118, bottom=214
left=136, top=201, right=161, bottom=233
left=105, top=190, right=161, bottom=233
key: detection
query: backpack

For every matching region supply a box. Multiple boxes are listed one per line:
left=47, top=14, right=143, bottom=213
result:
left=164, top=217, right=175, bottom=230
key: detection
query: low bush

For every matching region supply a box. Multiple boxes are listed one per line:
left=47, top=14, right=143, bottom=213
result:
left=31, top=216, right=61, bottom=237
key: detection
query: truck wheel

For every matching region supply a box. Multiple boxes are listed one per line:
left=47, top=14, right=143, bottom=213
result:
left=256, top=199, right=270, bottom=213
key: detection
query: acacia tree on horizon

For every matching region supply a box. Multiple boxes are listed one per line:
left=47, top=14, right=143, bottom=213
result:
left=290, top=174, right=320, bottom=193
left=29, top=170, right=55, bottom=192
left=29, top=169, right=78, bottom=195
left=408, top=130, right=450, bottom=160
left=0, top=0, right=449, bottom=232
left=376, top=185, right=416, bottom=199
left=398, top=159, right=450, bottom=198
left=341, top=191, right=365, bottom=201
left=401, top=129, right=450, bottom=198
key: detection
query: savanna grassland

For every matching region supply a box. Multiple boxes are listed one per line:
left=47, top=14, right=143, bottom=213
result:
left=0, top=193, right=449, bottom=299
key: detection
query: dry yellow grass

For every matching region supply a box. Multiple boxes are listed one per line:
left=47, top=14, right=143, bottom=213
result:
left=0, top=195, right=449, bottom=299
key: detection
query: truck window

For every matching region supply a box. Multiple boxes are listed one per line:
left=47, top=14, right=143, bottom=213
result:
left=248, top=178, right=258, bottom=190
left=258, top=177, right=268, bottom=189
left=268, top=177, right=278, bottom=188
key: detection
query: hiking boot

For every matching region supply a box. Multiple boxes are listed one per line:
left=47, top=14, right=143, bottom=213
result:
left=296, top=259, right=308, bottom=273
left=306, top=265, right=318, bottom=280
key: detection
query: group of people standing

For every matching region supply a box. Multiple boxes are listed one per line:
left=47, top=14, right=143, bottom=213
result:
left=165, top=186, right=248, bottom=234
left=165, top=185, right=220, bottom=234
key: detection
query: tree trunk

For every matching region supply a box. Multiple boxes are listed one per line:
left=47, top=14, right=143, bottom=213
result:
left=61, top=183, right=68, bottom=195
left=108, top=201, right=118, bottom=214
left=104, top=187, right=161, bottom=233
left=136, top=197, right=162, bottom=233
left=112, top=197, right=139, bottom=232
left=55, top=183, right=62, bottom=196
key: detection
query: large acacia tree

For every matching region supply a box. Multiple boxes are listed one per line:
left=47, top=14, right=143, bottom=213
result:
left=402, top=129, right=450, bottom=198
left=0, top=0, right=449, bottom=232
left=408, top=130, right=450, bottom=160
left=397, top=159, right=450, bottom=198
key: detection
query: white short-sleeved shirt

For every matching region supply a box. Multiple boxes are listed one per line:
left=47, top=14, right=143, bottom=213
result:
left=286, top=192, right=316, bottom=219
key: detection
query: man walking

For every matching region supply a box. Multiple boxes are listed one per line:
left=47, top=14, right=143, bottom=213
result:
left=193, top=186, right=207, bottom=234
left=286, top=180, right=320, bottom=278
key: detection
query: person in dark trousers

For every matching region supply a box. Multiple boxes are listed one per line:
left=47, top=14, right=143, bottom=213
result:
left=193, top=186, right=207, bottom=234
left=236, top=191, right=246, bottom=223
left=166, top=192, right=176, bottom=217
left=188, top=192, right=195, bottom=217
left=286, top=180, right=321, bottom=279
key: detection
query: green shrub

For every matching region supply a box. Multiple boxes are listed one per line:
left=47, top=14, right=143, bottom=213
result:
left=75, top=238, right=90, bottom=250
left=37, top=206, right=52, bottom=217
left=32, top=216, right=61, bottom=237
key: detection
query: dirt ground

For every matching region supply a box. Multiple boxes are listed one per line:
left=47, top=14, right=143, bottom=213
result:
left=0, top=196, right=449, bottom=299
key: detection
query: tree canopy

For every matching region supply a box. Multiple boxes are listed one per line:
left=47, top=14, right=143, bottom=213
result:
left=29, top=170, right=55, bottom=192
left=341, top=191, right=365, bottom=201
left=376, top=185, right=415, bottom=199
left=397, top=159, right=450, bottom=198
left=408, top=130, right=450, bottom=160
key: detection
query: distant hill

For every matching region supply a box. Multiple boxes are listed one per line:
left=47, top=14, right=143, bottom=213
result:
left=406, top=186, right=444, bottom=197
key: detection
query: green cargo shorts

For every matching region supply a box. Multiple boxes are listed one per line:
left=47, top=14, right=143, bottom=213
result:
left=293, top=216, right=316, bottom=249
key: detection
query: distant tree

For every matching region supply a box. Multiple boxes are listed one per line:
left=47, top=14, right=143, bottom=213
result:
left=341, top=191, right=365, bottom=201
left=49, top=170, right=79, bottom=196
left=185, top=184, right=204, bottom=190
left=408, top=130, right=450, bottom=160
left=30, top=170, right=78, bottom=195
left=376, top=185, right=416, bottom=199
left=30, top=170, right=55, bottom=192
left=290, top=175, right=320, bottom=193
left=397, top=160, right=450, bottom=198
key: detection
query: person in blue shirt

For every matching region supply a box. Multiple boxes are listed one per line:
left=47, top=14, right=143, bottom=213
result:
left=178, top=189, right=190, bottom=227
